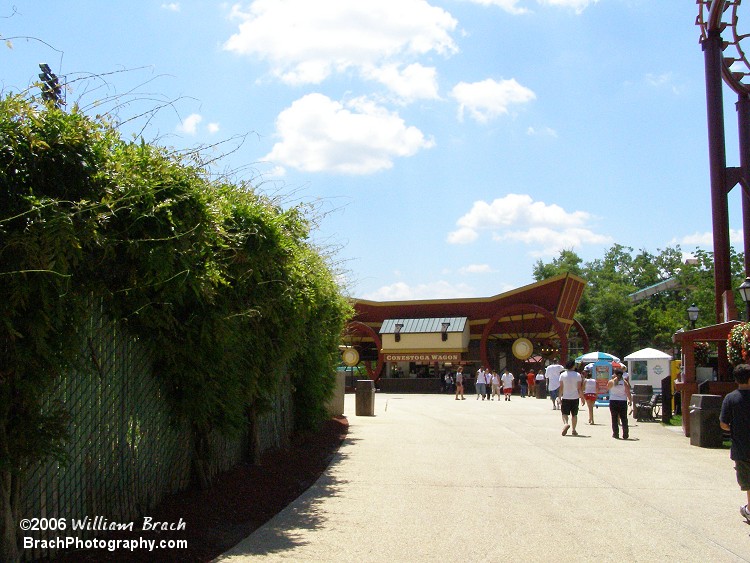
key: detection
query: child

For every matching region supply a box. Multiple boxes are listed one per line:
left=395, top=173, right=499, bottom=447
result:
left=720, top=364, right=750, bottom=523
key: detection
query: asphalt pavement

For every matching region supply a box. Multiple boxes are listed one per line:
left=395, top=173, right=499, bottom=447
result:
left=216, top=392, right=750, bottom=562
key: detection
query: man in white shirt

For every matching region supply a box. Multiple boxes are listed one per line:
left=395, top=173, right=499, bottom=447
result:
left=501, top=369, right=514, bottom=401
left=558, top=359, right=584, bottom=436
left=545, top=361, right=564, bottom=410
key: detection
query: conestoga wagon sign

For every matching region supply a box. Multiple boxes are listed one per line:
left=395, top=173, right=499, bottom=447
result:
left=384, top=353, right=461, bottom=362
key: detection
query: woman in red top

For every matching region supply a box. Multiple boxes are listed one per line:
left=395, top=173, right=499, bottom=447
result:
left=527, top=371, right=536, bottom=397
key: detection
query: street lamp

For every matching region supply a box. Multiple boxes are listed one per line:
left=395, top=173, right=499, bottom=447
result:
left=738, top=277, right=750, bottom=320
left=687, top=304, right=699, bottom=329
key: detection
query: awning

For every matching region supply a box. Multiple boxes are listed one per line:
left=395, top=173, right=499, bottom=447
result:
left=379, top=317, right=468, bottom=334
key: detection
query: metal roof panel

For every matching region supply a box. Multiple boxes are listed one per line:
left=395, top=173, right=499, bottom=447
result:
left=379, top=317, right=467, bottom=334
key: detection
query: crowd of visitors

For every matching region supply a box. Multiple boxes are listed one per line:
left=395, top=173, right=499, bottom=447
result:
left=441, top=360, right=750, bottom=526
left=444, top=359, right=635, bottom=440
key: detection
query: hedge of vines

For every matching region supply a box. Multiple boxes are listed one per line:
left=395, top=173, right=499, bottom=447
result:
left=0, top=93, right=351, bottom=559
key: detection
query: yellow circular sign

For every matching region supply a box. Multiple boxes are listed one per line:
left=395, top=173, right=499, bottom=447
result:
left=512, top=338, right=533, bottom=360
left=342, top=348, right=360, bottom=367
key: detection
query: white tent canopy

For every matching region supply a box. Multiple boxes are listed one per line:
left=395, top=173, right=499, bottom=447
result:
left=623, top=347, right=672, bottom=361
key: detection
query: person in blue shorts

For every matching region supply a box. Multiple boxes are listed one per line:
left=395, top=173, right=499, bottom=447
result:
left=720, top=364, right=750, bottom=523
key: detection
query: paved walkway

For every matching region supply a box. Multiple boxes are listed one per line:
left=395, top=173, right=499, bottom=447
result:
left=216, top=393, right=750, bottom=562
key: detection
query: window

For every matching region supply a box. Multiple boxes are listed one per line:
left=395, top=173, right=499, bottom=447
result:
left=631, top=360, right=648, bottom=381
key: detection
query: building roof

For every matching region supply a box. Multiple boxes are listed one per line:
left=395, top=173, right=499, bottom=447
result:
left=623, top=347, right=673, bottom=360
left=380, top=317, right=468, bottom=334
left=353, top=273, right=585, bottom=341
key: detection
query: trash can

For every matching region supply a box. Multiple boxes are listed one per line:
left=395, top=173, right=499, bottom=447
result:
left=355, top=379, right=375, bottom=416
left=536, top=379, right=547, bottom=399
left=688, top=394, right=723, bottom=448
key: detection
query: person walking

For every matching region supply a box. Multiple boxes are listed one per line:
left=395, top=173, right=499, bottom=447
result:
left=476, top=367, right=487, bottom=400
left=720, top=364, right=750, bottom=523
left=545, top=361, right=564, bottom=410
left=519, top=370, right=528, bottom=398
left=445, top=372, right=454, bottom=394
left=501, top=368, right=514, bottom=401
left=527, top=369, right=536, bottom=397
left=558, top=359, right=584, bottom=436
left=455, top=366, right=465, bottom=400
left=490, top=370, right=501, bottom=400
left=607, top=368, right=632, bottom=439
left=583, top=366, right=598, bottom=424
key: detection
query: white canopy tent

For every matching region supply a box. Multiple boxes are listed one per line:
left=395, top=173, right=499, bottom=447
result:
left=623, top=347, right=673, bottom=389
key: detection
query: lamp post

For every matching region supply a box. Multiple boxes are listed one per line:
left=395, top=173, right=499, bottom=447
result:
left=738, top=277, right=750, bottom=320
left=687, top=304, right=699, bottom=329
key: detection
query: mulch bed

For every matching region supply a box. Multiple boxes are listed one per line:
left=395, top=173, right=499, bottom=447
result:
left=51, top=416, right=348, bottom=562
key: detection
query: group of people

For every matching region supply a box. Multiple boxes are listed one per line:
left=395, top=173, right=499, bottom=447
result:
left=480, top=367, right=519, bottom=401
left=544, top=359, right=632, bottom=439
left=451, top=359, right=633, bottom=440
left=452, top=366, right=539, bottom=401
left=448, top=359, right=750, bottom=526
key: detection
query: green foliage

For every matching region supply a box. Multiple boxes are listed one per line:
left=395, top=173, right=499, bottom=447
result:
left=0, top=93, right=351, bottom=486
left=0, top=97, right=111, bottom=474
left=534, top=244, right=746, bottom=357
left=532, top=249, right=584, bottom=280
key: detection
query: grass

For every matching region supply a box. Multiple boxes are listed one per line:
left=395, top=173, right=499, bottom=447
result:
left=664, top=414, right=682, bottom=426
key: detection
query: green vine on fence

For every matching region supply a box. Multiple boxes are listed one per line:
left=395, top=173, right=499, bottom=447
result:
left=0, top=94, right=351, bottom=561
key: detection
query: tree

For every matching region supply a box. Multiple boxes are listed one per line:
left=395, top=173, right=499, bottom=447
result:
left=533, top=244, right=746, bottom=359
left=532, top=249, right=584, bottom=280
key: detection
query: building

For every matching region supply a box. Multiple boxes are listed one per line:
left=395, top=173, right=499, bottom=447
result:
left=343, top=273, right=588, bottom=391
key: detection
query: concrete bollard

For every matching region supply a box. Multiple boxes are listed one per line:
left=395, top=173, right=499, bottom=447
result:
left=326, top=369, right=346, bottom=417
left=355, top=379, right=375, bottom=416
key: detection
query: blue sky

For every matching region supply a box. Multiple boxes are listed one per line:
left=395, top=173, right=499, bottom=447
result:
left=2, top=1, right=746, bottom=300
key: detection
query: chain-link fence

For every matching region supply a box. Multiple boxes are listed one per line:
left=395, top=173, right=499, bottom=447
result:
left=19, top=300, right=293, bottom=561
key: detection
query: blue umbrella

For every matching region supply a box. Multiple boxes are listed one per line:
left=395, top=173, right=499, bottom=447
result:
left=575, top=351, right=621, bottom=364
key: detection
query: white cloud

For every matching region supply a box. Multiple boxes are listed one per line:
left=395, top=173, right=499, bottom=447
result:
left=363, top=280, right=475, bottom=301
left=645, top=71, right=682, bottom=95
left=464, top=0, right=529, bottom=15
left=674, top=231, right=713, bottom=247
left=450, top=78, right=535, bottom=123
left=176, top=114, right=219, bottom=136
left=224, top=0, right=457, bottom=96
left=161, top=2, right=180, bottom=12
left=264, top=93, right=435, bottom=174
left=496, top=226, right=611, bottom=257
left=447, top=227, right=479, bottom=244
left=459, top=264, right=494, bottom=274
left=447, top=193, right=612, bottom=255
left=670, top=229, right=744, bottom=248
left=465, top=0, right=597, bottom=15
left=527, top=126, right=558, bottom=137
left=176, top=113, right=202, bottom=135
left=538, top=0, right=598, bottom=14
left=645, top=72, right=672, bottom=88
left=362, top=63, right=440, bottom=103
